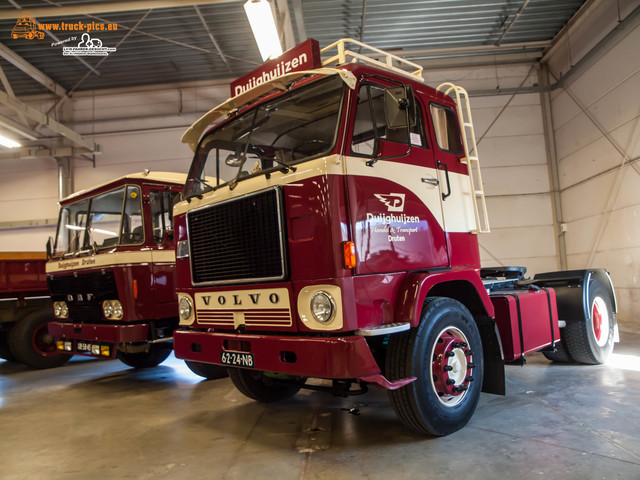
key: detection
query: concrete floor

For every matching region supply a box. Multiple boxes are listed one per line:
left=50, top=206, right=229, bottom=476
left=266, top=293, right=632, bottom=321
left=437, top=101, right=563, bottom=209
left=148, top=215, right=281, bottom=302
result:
left=1, top=333, right=640, bottom=480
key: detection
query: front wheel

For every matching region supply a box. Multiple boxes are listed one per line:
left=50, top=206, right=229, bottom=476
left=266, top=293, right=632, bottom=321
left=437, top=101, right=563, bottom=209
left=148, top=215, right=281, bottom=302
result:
left=8, top=309, right=72, bottom=369
left=228, top=368, right=304, bottom=403
left=564, top=279, right=615, bottom=364
left=185, top=360, right=228, bottom=379
left=117, top=343, right=171, bottom=368
left=386, top=297, right=483, bottom=436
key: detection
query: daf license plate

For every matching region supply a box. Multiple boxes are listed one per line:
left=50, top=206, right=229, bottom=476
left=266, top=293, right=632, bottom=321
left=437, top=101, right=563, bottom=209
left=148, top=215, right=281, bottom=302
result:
left=77, top=341, right=92, bottom=353
left=221, top=351, right=254, bottom=368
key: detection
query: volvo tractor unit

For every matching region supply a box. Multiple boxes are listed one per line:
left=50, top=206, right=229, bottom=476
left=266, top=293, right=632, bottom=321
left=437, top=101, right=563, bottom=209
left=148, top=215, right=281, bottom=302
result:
left=172, top=39, right=618, bottom=435
left=46, top=171, right=225, bottom=377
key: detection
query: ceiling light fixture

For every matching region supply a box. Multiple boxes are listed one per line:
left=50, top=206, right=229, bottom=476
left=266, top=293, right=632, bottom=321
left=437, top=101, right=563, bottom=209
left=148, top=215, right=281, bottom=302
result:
left=0, top=133, right=21, bottom=149
left=244, top=0, right=283, bottom=61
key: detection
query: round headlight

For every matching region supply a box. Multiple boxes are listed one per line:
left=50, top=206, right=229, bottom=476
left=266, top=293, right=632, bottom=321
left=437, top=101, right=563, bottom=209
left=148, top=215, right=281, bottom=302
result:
left=60, top=301, right=69, bottom=318
left=112, top=300, right=123, bottom=319
left=179, top=296, right=193, bottom=321
left=53, top=302, right=63, bottom=318
left=310, top=291, right=335, bottom=324
left=102, top=300, right=114, bottom=319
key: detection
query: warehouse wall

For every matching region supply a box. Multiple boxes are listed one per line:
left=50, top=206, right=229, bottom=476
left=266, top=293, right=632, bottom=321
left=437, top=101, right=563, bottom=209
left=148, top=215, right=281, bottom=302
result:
left=545, top=1, right=640, bottom=332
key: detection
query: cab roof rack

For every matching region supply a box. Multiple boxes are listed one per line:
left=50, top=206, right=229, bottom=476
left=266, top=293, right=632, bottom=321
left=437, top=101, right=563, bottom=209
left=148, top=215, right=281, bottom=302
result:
left=321, top=38, right=424, bottom=82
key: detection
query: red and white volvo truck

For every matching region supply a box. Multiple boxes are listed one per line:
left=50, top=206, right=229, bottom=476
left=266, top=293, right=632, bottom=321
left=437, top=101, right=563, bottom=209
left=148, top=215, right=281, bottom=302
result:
left=46, top=171, right=226, bottom=377
left=0, top=252, right=71, bottom=368
left=172, top=39, right=618, bottom=435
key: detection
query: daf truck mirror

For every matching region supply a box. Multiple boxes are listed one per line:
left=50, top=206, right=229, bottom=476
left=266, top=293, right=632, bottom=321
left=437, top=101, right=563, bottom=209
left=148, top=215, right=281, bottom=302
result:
left=46, top=236, right=53, bottom=259
left=384, top=85, right=416, bottom=129
left=225, top=153, right=245, bottom=167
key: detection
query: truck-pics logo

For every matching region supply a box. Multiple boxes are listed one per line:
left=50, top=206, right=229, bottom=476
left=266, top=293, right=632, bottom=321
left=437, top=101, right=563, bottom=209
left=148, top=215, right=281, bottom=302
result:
left=11, top=15, right=44, bottom=40
left=374, top=193, right=405, bottom=212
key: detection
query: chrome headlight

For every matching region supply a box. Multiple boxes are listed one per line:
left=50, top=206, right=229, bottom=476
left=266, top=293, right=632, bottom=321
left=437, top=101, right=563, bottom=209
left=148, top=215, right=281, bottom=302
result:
left=102, top=300, right=114, bottom=319
left=111, top=300, right=123, bottom=319
left=179, top=296, right=193, bottom=321
left=310, top=291, right=335, bottom=324
left=53, top=301, right=69, bottom=318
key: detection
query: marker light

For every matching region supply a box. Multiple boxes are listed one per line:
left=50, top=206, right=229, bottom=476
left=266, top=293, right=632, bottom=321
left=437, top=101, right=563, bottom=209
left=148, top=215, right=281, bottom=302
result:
left=244, top=0, right=283, bottom=61
left=343, top=241, right=356, bottom=269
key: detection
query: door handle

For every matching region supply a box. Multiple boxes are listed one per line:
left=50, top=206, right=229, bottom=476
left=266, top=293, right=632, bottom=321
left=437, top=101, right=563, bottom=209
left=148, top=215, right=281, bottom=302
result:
left=421, top=177, right=439, bottom=186
left=437, top=161, right=452, bottom=201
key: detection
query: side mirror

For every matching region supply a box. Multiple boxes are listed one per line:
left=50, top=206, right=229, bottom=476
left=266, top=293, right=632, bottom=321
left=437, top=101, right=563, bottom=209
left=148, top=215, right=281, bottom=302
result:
left=225, top=153, right=245, bottom=167
left=384, top=85, right=416, bottom=129
left=164, top=229, right=174, bottom=243
left=46, top=236, right=53, bottom=259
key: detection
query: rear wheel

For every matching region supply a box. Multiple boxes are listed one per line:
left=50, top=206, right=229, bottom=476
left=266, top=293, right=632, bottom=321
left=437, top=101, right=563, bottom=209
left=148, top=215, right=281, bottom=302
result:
left=228, top=368, right=304, bottom=403
left=0, top=328, right=17, bottom=361
left=8, top=309, right=72, bottom=369
left=386, top=297, right=483, bottom=436
left=117, top=344, right=171, bottom=368
left=564, top=279, right=615, bottom=364
left=185, top=360, right=228, bottom=379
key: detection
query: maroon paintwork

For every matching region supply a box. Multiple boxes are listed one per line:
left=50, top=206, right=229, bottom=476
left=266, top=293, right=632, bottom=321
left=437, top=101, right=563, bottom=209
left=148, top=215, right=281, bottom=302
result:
left=173, top=58, right=558, bottom=386
left=47, top=175, right=183, bottom=359
left=0, top=254, right=47, bottom=299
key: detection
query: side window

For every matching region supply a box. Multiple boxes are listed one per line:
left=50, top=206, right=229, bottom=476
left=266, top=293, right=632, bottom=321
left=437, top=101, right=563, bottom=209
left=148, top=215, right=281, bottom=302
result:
left=150, top=190, right=179, bottom=244
left=121, top=186, right=143, bottom=245
left=429, top=103, right=463, bottom=154
left=351, top=84, right=427, bottom=156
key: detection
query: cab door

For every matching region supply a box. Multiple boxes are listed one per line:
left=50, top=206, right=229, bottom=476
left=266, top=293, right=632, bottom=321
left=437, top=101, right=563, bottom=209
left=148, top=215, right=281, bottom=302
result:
left=345, top=81, right=449, bottom=275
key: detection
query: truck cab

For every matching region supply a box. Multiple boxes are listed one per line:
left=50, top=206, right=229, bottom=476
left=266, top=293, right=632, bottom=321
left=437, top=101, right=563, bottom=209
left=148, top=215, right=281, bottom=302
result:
left=172, top=39, right=617, bottom=435
left=47, top=172, right=185, bottom=368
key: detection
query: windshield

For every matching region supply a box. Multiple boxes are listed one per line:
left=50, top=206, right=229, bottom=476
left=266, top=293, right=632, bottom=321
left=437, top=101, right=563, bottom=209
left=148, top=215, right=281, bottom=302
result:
left=54, top=185, right=143, bottom=256
left=184, top=76, right=345, bottom=198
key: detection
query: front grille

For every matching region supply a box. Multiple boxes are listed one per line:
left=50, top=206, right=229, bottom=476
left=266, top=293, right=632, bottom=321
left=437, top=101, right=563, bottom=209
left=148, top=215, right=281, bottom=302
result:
left=48, top=270, right=118, bottom=323
left=188, top=187, right=287, bottom=284
left=197, top=308, right=292, bottom=328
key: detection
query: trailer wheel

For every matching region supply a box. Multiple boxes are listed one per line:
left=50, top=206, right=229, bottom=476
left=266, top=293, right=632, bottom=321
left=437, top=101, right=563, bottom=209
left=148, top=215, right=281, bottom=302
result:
left=228, top=368, right=304, bottom=403
left=542, top=338, right=573, bottom=363
left=564, top=279, right=615, bottom=364
left=8, top=309, right=72, bottom=369
left=185, top=360, right=228, bottom=379
left=117, top=344, right=171, bottom=368
left=386, top=297, right=483, bottom=436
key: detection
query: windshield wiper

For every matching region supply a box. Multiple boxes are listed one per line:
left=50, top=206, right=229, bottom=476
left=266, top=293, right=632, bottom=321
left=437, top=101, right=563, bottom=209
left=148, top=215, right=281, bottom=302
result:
left=187, top=176, right=215, bottom=200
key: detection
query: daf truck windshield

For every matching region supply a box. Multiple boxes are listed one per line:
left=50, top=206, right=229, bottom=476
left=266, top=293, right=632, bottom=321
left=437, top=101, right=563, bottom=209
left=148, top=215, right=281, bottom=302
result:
left=184, top=76, right=345, bottom=198
left=53, top=186, right=143, bottom=257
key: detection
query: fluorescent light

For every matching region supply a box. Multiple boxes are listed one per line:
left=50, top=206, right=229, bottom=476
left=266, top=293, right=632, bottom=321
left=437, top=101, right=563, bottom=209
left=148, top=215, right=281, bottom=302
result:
left=0, top=134, right=21, bottom=148
left=244, top=0, right=283, bottom=61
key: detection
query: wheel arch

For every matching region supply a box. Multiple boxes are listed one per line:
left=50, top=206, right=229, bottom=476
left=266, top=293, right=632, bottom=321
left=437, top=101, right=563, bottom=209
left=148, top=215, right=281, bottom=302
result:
left=394, top=271, right=504, bottom=396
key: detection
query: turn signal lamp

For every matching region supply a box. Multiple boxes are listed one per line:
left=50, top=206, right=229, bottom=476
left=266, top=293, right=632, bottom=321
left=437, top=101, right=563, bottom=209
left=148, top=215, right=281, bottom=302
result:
left=56, top=340, right=64, bottom=351
left=100, top=345, right=110, bottom=357
left=343, top=241, right=356, bottom=269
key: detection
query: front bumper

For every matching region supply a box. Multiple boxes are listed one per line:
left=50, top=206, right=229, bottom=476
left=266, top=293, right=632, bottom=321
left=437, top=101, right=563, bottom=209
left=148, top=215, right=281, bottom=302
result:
left=48, top=322, right=150, bottom=358
left=173, top=330, right=381, bottom=380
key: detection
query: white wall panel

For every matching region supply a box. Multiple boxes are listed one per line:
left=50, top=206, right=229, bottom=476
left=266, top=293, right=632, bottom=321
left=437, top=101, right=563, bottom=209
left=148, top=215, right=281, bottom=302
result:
left=483, top=165, right=550, bottom=196
left=478, top=135, right=547, bottom=168
left=485, top=194, right=554, bottom=229
left=558, top=136, right=621, bottom=190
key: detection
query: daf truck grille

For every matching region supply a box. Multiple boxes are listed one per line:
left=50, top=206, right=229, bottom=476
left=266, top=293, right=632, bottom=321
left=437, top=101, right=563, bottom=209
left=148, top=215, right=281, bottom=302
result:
left=187, top=187, right=287, bottom=285
left=48, top=270, right=117, bottom=323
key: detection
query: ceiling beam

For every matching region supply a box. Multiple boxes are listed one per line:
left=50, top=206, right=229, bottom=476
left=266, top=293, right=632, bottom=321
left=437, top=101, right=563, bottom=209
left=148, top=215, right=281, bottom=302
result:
left=291, top=0, right=307, bottom=45
left=0, top=146, right=95, bottom=161
left=0, top=90, right=98, bottom=151
left=0, top=113, right=39, bottom=140
left=275, top=0, right=296, bottom=50
left=0, top=0, right=239, bottom=20
left=193, top=5, right=231, bottom=72
left=0, top=43, right=68, bottom=99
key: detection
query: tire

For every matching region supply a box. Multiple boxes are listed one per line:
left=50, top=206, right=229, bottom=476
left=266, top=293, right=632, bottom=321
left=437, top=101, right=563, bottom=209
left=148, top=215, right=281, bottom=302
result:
left=386, top=297, right=483, bottom=436
left=228, top=368, right=304, bottom=403
left=8, top=309, right=72, bottom=369
left=543, top=338, right=573, bottom=363
left=185, top=360, right=228, bottom=379
left=564, top=279, right=615, bottom=364
left=117, top=343, right=171, bottom=368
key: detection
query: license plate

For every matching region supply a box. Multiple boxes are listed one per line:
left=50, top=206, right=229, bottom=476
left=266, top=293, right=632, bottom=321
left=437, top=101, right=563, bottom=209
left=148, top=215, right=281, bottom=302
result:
left=221, top=351, right=254, bottom=368
left=77, top=341, right=92, bottom=353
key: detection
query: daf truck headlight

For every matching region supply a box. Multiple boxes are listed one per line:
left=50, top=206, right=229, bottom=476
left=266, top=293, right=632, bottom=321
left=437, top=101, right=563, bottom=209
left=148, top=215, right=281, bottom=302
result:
left=53, top=301, right=68, bottom=318
left=111, top=300, right=123, bottom=319
left=310, top=291, right=335, bottom=324
left=179, top=296, right=193, bottom=321
left=102, top=300, right=114, bottom=318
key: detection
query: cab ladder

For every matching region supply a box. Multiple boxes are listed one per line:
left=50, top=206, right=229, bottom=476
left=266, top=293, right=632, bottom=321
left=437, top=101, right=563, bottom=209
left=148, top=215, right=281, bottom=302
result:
left=436, top=82, right=490, bottom=234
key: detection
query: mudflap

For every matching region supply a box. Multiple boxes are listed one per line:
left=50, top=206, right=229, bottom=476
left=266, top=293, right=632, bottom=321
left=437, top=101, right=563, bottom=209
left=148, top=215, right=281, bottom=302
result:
left=477, top=315, right=505, bottom=395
